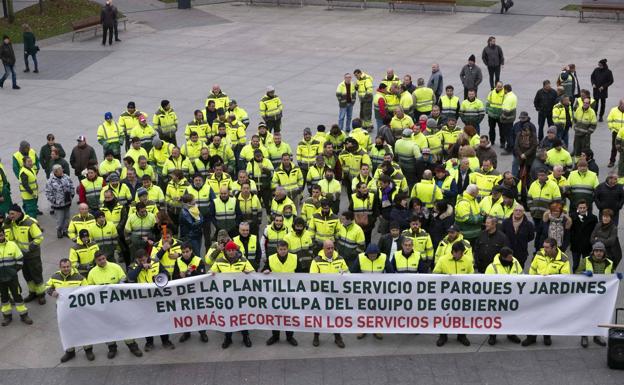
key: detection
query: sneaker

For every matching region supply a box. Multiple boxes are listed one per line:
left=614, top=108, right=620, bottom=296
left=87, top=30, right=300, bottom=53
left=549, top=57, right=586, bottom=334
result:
left=107, top=347, right=117, bottom=359
left=33, top=69, right=39, bottom=73
left=162, top=340, right=175, bottom=350
left=221, top=338, right=232, bottom=349
left=507, top=335, right=521, bottom=344
left=179, top=333, right=191, bottom=343
left=85, top=348, right=95, bottom=361
left=143, top=342, right=154, bottom=352
left=57, top=230, right=63, bottom=239
left=436, top=334, right=448, bottom=347
left=593, top=336, right=606, bottom=346
left=12, top=86, right=20, bottom=90
left=581, top=336, right=588, bottom=348
left=356, top=333, right=366, bottom=339
left=243, top=335, right=252, bottom=348
left=457, top=335, right=471, bottom=346
left=286, top=336, right=298, bottom=346
left=20, top=314, right=33, bottom=325
left=488, top=335, right=496, bottom=345
left=60, top=351, right=75, bottom=363
left=334, top=336, right=345, bottom=348
left=373, top=334, right=383, bottom=340
left=312, top=334, right=320, bottom=347
left=24, top=68, right=30, bottom=73
left=1, top=316, right=12, bottom=326
left=266, top=335, right=279, bottom=346
left=599, top=116, right=604, bottom=122
left=199, top=332, right=209, bottom=343
left=38, top=296, right=46, bottom=305
left=608, top=162, right=615, bottom=168
left=543, top=335, right=552, bottom=346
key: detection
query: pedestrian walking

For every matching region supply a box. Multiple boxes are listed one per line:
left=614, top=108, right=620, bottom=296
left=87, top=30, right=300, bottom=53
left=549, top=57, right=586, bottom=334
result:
left=482, top=36, right=504, bottom=89
left=22, top=24, right=38, bottom=73
left=0, top=35, right=19, bottom=89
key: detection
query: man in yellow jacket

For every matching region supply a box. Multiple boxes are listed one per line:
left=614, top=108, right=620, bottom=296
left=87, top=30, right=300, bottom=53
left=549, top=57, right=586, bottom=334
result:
left=211, top=241, right=254, bottom=349
left=46, top=258, right=89, bottom=362
left=484, top=247, right=522, bottom=346
left=260, top=86, right=283, bottom=133
left=0, top=227, right=33, bottom=326
left=310, top=240, right=348, bottom=348
left=433, top=242, right=473, bottom=346
left=523, top=238, right=570, bottom=347
left=354, top=69, right=374, bottom=130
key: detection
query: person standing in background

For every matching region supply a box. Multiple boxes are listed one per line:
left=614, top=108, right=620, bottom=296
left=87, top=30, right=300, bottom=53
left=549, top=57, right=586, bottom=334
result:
left=459, top=55, right=483, bottom=99
left=111, top=0, right=122, bottom=43
left=427, top=63, right=443, bottom=100
left=590, top=59, right=613, bottom=123
left=22, top=24, right=38, bottom=73
left=100, top=0, right=116, bottom=46
left=482, top=36, right=504, bottom=90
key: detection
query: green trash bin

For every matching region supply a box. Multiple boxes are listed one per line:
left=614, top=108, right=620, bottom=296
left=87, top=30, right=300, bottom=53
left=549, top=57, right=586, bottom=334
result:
left=178, top=0, right=191, bottom=9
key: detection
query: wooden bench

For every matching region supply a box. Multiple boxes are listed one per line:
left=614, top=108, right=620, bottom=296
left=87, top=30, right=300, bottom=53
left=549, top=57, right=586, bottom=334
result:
left=579, top=3, right=624, bottom=22
left=246, top=0, right=304, bottom=7
left=388, top=0, right=456, bottom=13
left=71, top=16, right=128, bottom=42
left=327, top=0, right=367, bottom=10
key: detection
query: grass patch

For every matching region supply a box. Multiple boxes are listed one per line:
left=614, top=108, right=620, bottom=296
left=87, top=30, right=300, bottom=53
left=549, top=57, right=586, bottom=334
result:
left=457, top=0, right=498, bottom=6
left=561, top=4, right=580, bottom=11
left=0, top=0, right=104, bottom=43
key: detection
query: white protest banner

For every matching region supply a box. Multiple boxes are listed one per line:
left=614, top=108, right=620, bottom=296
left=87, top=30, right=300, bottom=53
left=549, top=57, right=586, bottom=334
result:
left=57, top=273, right=619, bottom=349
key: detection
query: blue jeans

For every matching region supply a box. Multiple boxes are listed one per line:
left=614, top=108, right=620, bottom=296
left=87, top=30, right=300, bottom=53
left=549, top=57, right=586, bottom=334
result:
left=511, top=156, right=519, bottom=177
left=338, top=104, right=353, bottom=133
left=24, top=52, right=38, bottom=71
left=1, top=63, right=17, bottom=87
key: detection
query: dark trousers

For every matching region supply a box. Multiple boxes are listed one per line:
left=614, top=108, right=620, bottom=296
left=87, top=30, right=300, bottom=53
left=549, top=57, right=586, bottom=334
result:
left=537, top=111, right=554, bottom=141
left=22, top=253, right=44, bottom=295
left=500, top=122, right=513, bottom=149
left=0, top=63, right=17, bottom=87
left=487, top=66, right=501, bottom=89
left=0, top=276, right=24, bottom=314
left=595, top=96, right=607, bottom=118
left=488, top=117, right=501, bottom=144
left=24, top=52, right=38, bottom=71
left=146, top=335, right=170, bottom=344
left=272, top=330, right=294, bottom=339
left=225, top=330, right=249, bottom=340
left=610, top=131, right=618, bottom=164
left=265, top=119, right=281, bottom=133
left=102, top=25, right=113, bottom=45
left=202, top=217, right=212, bottom=251
left=114, top=21, right=120, bottom=40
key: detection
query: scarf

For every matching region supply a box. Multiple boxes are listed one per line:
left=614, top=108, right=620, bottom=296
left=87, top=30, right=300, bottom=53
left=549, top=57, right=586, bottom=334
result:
left=186, top=204, right=200, bottom=221
left=512, top=216, right=523, bottom=233
left=547, top=216, right=565, bottom=246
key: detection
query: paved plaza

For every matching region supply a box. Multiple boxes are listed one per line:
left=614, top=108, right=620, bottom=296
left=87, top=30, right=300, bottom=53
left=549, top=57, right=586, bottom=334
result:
left=1, top=1, right=624, bottom=383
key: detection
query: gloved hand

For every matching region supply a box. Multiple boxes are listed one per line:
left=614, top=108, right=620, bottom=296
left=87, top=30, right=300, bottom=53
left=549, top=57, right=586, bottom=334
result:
left=28, top=242, right=38, bottom=252
left=582, top=270, right=593, bottom=277
left=616, top=272, right=623, bottom=280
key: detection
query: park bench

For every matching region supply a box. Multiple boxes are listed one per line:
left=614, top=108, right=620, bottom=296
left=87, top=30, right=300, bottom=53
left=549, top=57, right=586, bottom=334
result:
left=579, top=2, right=624, bottom=22
left=71, top=16, right=128, bottom=42
left=326, top=0, right=367, bottom=10
left=246, top=0, right=304, bottom=7
left=388, top=0, right=456, bottom=13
